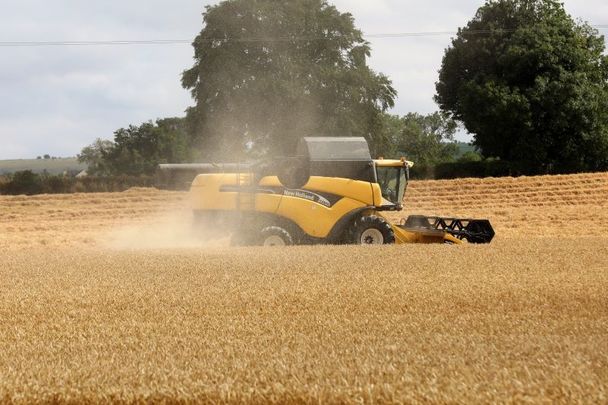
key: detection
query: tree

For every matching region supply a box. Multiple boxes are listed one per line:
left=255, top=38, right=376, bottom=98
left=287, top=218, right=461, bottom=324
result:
left=377, top=112, right=459, bottom=165
left=78, top=118, right=191, bottom=176
left=435, top=0, right=608, bottom=173
left=182, top=0, right=396, bottom=159
left=77, top=138, right=115, bottom=175
left=374, top=113, right=404, bottom=157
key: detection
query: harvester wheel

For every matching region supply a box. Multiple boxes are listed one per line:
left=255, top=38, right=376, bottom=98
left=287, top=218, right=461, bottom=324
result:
left=259, top=226, right=293, bottom=246
left=352, top=215, right=395, bottom=245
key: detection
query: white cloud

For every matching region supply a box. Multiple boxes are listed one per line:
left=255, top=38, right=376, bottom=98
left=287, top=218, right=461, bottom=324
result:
left=0, top=0, right=606, bottom=158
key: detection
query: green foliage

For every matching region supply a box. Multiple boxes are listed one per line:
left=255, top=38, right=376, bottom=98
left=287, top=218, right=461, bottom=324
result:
left=0, top=170, right=71, bottom=195
left=78, top=118, right=191, bottom=176
left=375, top=114, right=404, bottom=157
left=458, top=150, right=483, bottom=162
left=77, top=139, right=114, bottom=175
left=453, top=142, right=478, bottom=158
left=0, top=171, right=155, bottom=195
left=182, top=0, right=396, bottom=159
left=1, top=170, right=43, bottom=195
left=377, top=112, right=459, bottom=165
left=436, top=0, right=608, bottom=173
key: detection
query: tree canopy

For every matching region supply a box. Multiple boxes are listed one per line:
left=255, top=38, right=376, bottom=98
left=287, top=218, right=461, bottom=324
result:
left=78, top=118, right=190, bottom=176
left=435, top=0, right=608, bottom=173
left=378, top=112, right=459, bottom=165
left=182, top=0, right=396, bottom=159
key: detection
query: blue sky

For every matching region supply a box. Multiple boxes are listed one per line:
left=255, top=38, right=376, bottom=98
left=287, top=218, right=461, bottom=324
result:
left=0, top=0, right=606, bottom=159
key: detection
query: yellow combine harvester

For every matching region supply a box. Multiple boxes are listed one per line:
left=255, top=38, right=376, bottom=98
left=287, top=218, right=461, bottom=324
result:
left=159, top=137, right=494, bottom=246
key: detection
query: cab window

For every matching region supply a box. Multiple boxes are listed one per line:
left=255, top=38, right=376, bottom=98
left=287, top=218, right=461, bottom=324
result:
left=376, top=166, right=406, bottom=205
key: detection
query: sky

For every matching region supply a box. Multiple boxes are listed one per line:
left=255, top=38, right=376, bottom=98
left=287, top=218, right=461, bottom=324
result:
left=0, top=1, right=606, bottom=159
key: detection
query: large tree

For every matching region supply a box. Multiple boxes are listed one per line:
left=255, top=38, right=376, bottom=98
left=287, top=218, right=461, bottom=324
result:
left=378, top=112, right=459, bottom=165
left=435, top=0, right=608, bottom=173
left=182, top=0, right=396, bottom=159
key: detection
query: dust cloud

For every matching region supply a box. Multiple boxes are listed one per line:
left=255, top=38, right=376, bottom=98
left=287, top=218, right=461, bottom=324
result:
left=103, top=211, right=230, bottom=250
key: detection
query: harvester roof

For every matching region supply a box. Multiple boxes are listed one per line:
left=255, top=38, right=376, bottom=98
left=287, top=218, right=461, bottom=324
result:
left=297, top=137, right=372, bottom=161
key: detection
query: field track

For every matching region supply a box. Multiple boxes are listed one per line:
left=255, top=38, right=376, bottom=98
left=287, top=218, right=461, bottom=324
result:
left=1, top=172, right=607, bottom=402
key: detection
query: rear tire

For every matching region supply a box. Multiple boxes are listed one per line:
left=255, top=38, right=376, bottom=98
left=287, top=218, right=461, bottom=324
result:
left=259, top=226, right=293, bottom=246
left=351, top=215, right=395, bottom=245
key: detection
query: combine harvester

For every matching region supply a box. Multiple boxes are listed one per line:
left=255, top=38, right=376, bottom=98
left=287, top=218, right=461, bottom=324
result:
left=159, top=137, right=494, bottom=246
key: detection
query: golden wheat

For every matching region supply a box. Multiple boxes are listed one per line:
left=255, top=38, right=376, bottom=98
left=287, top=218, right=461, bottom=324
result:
left=393, top=171, right=608, bottom=238
left=0, top=173, right=607, bottom=403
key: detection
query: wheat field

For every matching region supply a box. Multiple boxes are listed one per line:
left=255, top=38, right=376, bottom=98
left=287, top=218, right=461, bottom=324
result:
left=1, top=173, right=607, bottom=403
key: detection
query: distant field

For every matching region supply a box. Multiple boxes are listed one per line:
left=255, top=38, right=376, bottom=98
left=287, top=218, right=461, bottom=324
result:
left=0, top=157, right=86, bottom=175
left=1, top=172, right=607, bottom=402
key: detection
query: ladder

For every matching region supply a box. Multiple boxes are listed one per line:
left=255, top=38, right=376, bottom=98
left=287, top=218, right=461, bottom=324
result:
left=235, top=165, right=256, bottom=212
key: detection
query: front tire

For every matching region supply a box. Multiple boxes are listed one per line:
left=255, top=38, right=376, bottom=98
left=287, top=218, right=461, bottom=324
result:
left=351, top=215, right=395, bottom=245
left=259, top=226, right=293, bottom=246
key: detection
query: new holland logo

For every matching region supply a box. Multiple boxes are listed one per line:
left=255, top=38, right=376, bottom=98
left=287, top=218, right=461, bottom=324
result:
left=283, top=189, right=331, bottom=208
